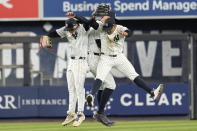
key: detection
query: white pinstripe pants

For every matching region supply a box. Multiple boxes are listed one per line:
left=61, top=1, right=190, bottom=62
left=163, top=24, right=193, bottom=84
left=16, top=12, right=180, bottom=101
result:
left=96, top=53, right=139, bottom=82
left=66, top=59, right=89, bottom=114
left=87, top=53, right=116, bottom=90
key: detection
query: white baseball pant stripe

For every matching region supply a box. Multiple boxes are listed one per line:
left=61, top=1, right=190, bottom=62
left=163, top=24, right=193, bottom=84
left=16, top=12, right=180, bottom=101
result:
left=67, top=59, right=89, bottom=113
left=67, top=70, right=77, bottom=113
left=96, top=53, right=139, bottom=82
left=87, top=53, right=116, bottom=90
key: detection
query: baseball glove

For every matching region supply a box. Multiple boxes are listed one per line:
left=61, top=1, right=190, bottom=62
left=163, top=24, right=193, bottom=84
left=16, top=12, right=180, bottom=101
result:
left=40, top=35, right=52, bottom=49
left=93, top=4, right=110, bottom=16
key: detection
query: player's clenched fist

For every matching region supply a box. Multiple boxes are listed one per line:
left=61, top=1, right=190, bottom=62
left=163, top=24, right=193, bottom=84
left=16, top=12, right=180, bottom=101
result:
left=40, top=35, right=52, bottom=49
left=66, top=12, right=75, bottom=18
left=118, top=30, right=128, bottom=37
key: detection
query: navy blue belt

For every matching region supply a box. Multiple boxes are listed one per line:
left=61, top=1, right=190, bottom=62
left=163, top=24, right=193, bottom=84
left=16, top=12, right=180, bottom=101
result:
left=88, top=52, right=101, bottom=56
left=101, top=53, right=117, bottom=57
left=71, top=57, right=86, bottom=60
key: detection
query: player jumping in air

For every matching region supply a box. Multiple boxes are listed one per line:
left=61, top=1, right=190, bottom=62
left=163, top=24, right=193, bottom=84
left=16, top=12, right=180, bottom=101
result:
left=86, top=16, right=164, bottom=126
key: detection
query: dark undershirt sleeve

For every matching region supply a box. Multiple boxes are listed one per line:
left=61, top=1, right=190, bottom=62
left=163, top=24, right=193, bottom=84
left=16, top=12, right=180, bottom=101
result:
left=89, top=18, right=99, bottom=30
left=75, top=15, right=89, bottom=24
left=75, top=14, right=99, bottom=30
left=48, top=31, right=60, bottom=38
left=75, top=15, right=90, bottom=31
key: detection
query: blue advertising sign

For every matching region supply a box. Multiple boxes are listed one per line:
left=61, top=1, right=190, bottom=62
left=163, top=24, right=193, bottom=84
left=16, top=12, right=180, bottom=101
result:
left=0, top=86, right=68, bottom=117
left=44, top=0, right=197, bottom=19
left=0, top=84, right=189, bottom=117
left=101, top=83, right=189, bottom=115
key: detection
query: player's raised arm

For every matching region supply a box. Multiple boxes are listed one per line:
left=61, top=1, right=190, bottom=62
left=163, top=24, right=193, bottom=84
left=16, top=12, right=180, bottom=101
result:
left=90, top=11, right=117, bottom=31
left=66, top=12, right=90, bottom=31
left=66, top=12, right=89, bottom=24
left=66, top=12, right=99, bottom=31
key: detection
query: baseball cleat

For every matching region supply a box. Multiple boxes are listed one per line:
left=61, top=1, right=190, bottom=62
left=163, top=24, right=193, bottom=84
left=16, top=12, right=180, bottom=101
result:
left=73, top=113, right=85, bottom=127
left=93, top=113, right=115, bottom=126
left=153, top=84, right=164, bottom=101
left=86, top=94, right=94, bottom=107
left=62, top=112, right=77, bottom=126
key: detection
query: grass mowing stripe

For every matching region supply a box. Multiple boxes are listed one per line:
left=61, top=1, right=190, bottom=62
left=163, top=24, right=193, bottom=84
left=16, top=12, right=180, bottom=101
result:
left=0, top=121, right=196, bottom=127
left=14, top=126, right=197, bottom=131
left=0, top=122, right=196, bottom=128
left=0, top=120, right=194, bottom=125
left=0, top=120, right=196, bottom=131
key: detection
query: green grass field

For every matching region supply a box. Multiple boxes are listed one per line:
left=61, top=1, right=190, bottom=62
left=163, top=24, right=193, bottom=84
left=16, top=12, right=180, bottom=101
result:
left=0, top=120, right=196, bottom=131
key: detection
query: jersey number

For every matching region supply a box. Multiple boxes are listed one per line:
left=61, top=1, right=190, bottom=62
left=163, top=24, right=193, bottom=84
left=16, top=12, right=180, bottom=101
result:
left=72, top=32, right=78, bottom=39
left=114, top=35, right=119, bottom=42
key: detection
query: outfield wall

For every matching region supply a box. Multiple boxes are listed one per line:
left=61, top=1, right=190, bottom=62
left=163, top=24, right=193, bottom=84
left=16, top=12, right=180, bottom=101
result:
left=0, top=84, right=189, bottom=118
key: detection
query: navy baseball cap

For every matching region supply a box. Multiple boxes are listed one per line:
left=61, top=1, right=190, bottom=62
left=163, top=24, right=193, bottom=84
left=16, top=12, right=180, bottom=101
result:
left=102, top=17, right=115, bottom=32
left=64, top=18, right=78, bottom=31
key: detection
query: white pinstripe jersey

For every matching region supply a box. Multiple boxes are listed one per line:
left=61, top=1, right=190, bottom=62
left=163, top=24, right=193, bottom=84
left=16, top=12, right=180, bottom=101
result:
left=88, top=27, right=101, bottom=53
left=56, top=24, right=89, bottom=58
left=97, top=21, right=128, bottom=55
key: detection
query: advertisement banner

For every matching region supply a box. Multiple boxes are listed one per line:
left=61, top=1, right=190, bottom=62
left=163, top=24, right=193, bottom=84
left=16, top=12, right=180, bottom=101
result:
left=0, top=84, right=189, bottom=117
left=102, top=83, right=189, bottom=115
left=0, top=86, right=67, bottom=117
left=0, top=0, right=38, bottom=19
left=44, top=0, right=197, bottom=19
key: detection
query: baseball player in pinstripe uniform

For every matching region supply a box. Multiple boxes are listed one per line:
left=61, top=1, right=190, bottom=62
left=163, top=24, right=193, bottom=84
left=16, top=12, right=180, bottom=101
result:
left=41, top=18, right=89, bottom=127
left=88, top=27, right=117, bottom=101
left=86, top=17, right=164, bottom=126
left=87, top=27, right=116, bottom=124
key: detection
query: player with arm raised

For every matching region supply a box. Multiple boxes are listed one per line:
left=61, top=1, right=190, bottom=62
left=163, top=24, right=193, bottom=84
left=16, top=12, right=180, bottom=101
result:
left=41, top=18, right=89, bottom=127
left=86, top=17, right=164, bottom=126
